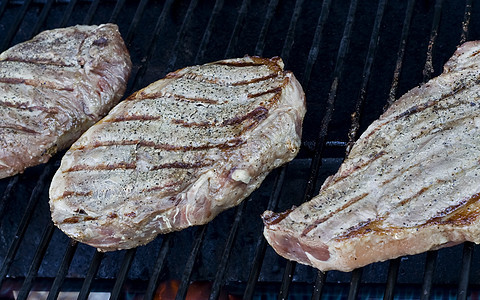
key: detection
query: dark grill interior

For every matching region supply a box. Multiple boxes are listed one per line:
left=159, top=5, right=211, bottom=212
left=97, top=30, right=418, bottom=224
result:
left=0, top=0, right=480, bottom=299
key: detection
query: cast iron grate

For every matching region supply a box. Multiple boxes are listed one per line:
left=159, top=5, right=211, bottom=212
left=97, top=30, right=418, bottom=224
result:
left=0, top=0, right=479, bottom=299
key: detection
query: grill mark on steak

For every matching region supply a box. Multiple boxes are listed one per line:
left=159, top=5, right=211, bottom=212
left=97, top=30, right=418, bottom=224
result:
left=63, top=161, right=211, bottom=173
left=0, top=100, right=60, bottom=114
left=136, top=93, right=220, bottom=104
left=72, top=138, right=245, bottom=151
left=63, top=162, right=137, bottom=172
left=61, top=215, right=98, bottom=224
left=0, top=77, right=74, bottom=91
left=105, top=114, right=162, bottom=122
left=362, top=81, right=472, bottom=142
left=150, top=161, right=212, bottom=170
left=0, top=124, right=39, bottom=134
left=222, top=106, right=269, bottom=126
left=330, top=151, right=386, bottom=185
left=301, top=192, right=370, bottom=236
left=0, top=56, right=76, bottom=67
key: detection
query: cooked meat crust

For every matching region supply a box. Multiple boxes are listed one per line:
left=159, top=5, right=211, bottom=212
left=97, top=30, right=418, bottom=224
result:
left=49, top=56, right=306, bottom=251
left=263, top=41, right=480, bottom=272
left=0, top=24, right=131, bottom=179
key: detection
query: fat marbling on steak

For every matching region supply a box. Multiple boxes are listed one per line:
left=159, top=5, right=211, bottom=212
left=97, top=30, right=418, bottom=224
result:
left=263, top=41, right=480, bottom=272
left=0, top=24, right=132, bottom=179
left=49, top=56, right=306, bottom=251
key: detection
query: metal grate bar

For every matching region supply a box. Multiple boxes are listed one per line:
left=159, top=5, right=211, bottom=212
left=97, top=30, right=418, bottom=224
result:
left=278, top=260, right=296, bottom=300
left=0, top=162, right=54, bottom=289
left=422, top=0, right=444, bottom=82
left=347, top=268, right=363, bottom=300
left=0, top=175, right=19, bottom=225
left=167, top=0, right=199, bottom=70
left=459, top=0, right=473, bottom=44
left=253, top=0, right=279, bottom=56
left=16, top=222, right=55, bottom=300
left=29, top=0, right=54, bottom=37
left=278, top=0, right=358, bottom=297
left=386, top=0, right=416, bottom=106
left=58, top=0, right=78, bottom=28
left=77, top=251, right=105, bottom=300
left=457, top=242, right=474, bottom=300
left=209, top=201, right=246, bottom=300
left=224, top=0, right=250, bottom=58
left=0, top=0, right=8, bottom=20
left=83, top=0, right=100, bottom=25
left=125, top=0, right=148, bottom=46
left=0, top=0, right=32, bottom=52
left=420, top=250, right=438, bottom=300
left=302, top=0, right=332, bottom=87
left=194, top=0, right=224, bottom=64
left=311, top=270, right=326, bottom=300
left=243, top=167, right=287, bottom=300
left=46, top=239, right=79, bottom=300
left=346, top=0, right=387, bottom=154
left=383, top=257, right=400, bottom=300
left=129, top=0, right=174, bottom=92
left=110, top=248, right=137, bottom=300
left=175, top=225, right=208, bottom=300
left=108, top=0, right=126, bottom=24
left=281, top=0, right=304, bottom=66
left=143, top=235, right=173, bottom=300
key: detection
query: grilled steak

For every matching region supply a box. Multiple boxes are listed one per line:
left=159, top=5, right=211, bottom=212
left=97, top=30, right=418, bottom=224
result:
left=49, top=56, right=306, bottom=251
left=0, top=24, right=131, bottom=179
left=263, top=41, right=480, bottom=272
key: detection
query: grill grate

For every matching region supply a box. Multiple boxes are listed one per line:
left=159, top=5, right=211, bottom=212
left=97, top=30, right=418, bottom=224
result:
left=0, top=0, right=479, bottom=299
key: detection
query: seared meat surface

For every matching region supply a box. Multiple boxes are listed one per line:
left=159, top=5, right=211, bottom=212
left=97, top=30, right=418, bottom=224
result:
left=0, top=24, right=131, bottom=179
left=263, top=41, right=480, bottom=272
left=50, top=56, right=306, bottom=251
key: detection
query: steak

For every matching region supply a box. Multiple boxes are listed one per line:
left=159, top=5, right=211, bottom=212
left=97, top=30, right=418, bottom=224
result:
left=263, top=41, right=480, bottom=272
left=0, top=24, right=131, bottom=179
left=49, top=56, right=306, bottom=251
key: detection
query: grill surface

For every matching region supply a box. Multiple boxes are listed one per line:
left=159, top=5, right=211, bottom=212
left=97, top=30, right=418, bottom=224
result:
left=0, top=0, right=479, bottom=299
